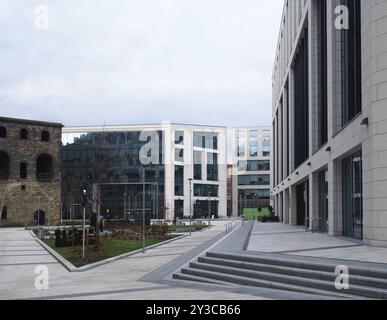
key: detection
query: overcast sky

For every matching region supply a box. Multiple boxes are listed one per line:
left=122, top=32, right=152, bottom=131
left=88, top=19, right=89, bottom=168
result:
left=0, top=0, right=283, bottom=128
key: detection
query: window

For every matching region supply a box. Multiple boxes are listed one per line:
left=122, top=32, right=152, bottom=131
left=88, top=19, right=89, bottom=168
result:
left=0, top=127, right=6, bottom=138
left=193, top=151, right=202, bottom=180
left=0, top=151, right=10, bottom=180
left=175, top=131, right=184, bottom=144
left=20, top=128, right=28, bottom=140
left=20, top=162, right=27, bottom=179
left=174, top=165, right=184, bottom=196
left=294, top=29, right=309, bottom=168
left=36, top=154, right=53, bottom=181
left=262, top=130, right=270, bottom=157
left=341, top=0, right=362, bottom=126
left=249, top=131, right=258, bottom=157
left=174, top=200, right=184, bottom=219
left=175, top=148, right=184, bottom=162
left=238, top=189, right=270, bottom=199
left=41, top=131, right=50, bottom=142
left=238, top=174, right=270, bottom=186
left=1, top=206, right=7, bottom=220
left=207, top=153, right=218, bottom=181
left=193, top=132, right=218, bottom=150
left=194, top=184, right=219, bottom=197
left=238, top=160, right=270, bottom=172
left=237, top=130, right=246, bottom=157
left=318, top=0, right=328, bottom=147
left=342, top=151, right=363, bottom=240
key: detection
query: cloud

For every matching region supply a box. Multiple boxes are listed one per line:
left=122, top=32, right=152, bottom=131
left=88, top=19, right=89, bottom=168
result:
left=0, top=0, right=283, bottom=131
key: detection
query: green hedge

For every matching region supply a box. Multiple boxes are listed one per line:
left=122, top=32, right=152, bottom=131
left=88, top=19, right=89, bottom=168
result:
left=243, top=208, right=271, bottom=221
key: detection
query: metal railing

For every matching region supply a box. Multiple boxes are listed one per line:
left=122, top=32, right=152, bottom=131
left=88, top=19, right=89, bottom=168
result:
left=305, top=217, right=322, bottom=233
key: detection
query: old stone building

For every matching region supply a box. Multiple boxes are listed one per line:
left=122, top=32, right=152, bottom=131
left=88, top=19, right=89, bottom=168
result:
left=0, top=117, right=63, bottom=226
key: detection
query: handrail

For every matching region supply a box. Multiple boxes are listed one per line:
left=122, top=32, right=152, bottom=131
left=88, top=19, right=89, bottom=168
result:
left=304, top=217, right=322, bottom=233
left=225, top=222, right=234, bottom=235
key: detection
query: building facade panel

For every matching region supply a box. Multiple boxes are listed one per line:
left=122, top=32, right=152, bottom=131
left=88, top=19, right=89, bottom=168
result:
left=272, top=0, right=387, bottom=247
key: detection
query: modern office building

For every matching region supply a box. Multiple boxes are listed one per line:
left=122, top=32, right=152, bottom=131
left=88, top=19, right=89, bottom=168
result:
left=0, top=117, right=63, bottom=226
left=272, top=0, right=387, bottom=246
left=232, top=127, right=272, bottom=217
left=61, top=123, right=227, bottom=222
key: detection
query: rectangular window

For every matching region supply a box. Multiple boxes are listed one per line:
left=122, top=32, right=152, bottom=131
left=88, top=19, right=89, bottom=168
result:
left=174, top=200, right=184, bottom=219
left=207, top=153, right=218, bottom=181
left=193, top=132, right=218, bottom=150
left=194, top=184, right=219, bottom=197
left=238, top=175, right=270, bottom=186
left=175, top=148, right=184, bottom=162
left=342, top=151, right=363, bottom=240
left=174, top=165, right=184, bottom=196
left=318, top=0, right=328, bottom=147
left=193, top=151, right=202, bottom=180
left=175, top=131, right=184, bottom=145
left=237, top=130, right=246, bottom=157
left=238, top=160, right=270, bottom=172
left=262, top=130, right=270, bottom=157
left=238, top=189, right=271, bottom=199
left=249, top=130, right=258, bottom=157
left=294, top=29, right=309, bottom=168
left=341, top=0, right=362, bottom=126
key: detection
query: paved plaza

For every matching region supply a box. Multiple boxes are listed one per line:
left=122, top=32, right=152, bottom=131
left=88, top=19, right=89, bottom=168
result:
left=1, top=222, right=387, bottom=300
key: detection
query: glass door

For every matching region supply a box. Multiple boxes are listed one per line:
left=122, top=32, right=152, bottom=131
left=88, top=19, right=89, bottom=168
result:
left=342, top=151, right=363, bottom=240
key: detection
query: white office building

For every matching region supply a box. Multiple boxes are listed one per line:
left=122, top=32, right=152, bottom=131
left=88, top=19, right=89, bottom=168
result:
left=232, top=127, right=272, bottom=217
left=61, top=123, right=227, bottom=222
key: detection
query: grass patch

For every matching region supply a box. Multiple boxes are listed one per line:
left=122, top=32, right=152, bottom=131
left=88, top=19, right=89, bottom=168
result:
left=43, top=236, right=177, bottom=267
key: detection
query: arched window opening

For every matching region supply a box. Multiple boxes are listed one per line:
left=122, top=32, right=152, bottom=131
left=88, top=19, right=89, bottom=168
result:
left=36, top=154, right=53, bottom=181
left=1, top=206, right=7, bottom=220
left=0, top=151, right=10, bottom=180
left=20, top=128, right=28, bottom=140
left=41, top=131, right=50, bottom=142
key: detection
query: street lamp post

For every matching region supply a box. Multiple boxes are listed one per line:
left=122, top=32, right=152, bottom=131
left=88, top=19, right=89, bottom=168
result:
left=208, top=196, right=211, bottom=227
left=81, top=189, right=87, bottom=261
left=188, top=178, right=193, bottom=237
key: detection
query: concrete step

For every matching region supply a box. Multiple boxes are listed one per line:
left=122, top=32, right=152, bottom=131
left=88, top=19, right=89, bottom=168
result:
left=178, top=267, right=360, bottom=299
left=206, top=252, right=387, bottom=279
left=197, top=256, right=387, bottom=290
left=186, top=261, right=387, bottom=299
left=172, top=272, right=232, bottom=286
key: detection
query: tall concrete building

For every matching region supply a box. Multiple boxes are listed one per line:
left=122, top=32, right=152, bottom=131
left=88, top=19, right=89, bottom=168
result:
left=272, top=0, right=387, bottom=246
left=232, top=127, right=272, bottom=217
left=61, top=123, right=227, bottom=221
left=0, top=117, right=63, bottom=226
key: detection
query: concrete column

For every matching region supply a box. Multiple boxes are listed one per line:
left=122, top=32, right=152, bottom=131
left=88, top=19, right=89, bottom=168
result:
left=328, top=160, right=343, bottom=236
left=289, top=185, right=297, bottom=225
left=283, top=188, right=290, bottom=224
left=309, top=172, right=320, bottom=231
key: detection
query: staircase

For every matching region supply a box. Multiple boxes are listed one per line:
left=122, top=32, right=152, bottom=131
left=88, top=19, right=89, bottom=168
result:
left=173, top=251, right=387, bottom=299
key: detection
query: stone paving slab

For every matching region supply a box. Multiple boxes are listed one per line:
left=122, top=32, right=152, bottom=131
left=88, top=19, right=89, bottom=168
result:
left=247, top=223, right=387, bottom=265
left=0, top=221, right=272, bottom=300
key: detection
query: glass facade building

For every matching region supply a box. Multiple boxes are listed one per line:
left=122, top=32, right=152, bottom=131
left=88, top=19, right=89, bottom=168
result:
left=61, top=131, right=164, bottom=221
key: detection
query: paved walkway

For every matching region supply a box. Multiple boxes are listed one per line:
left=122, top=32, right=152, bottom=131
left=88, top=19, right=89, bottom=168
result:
left=247, top=223, right=387, bottom=264
left=0, top=222, right=266, bottom=300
